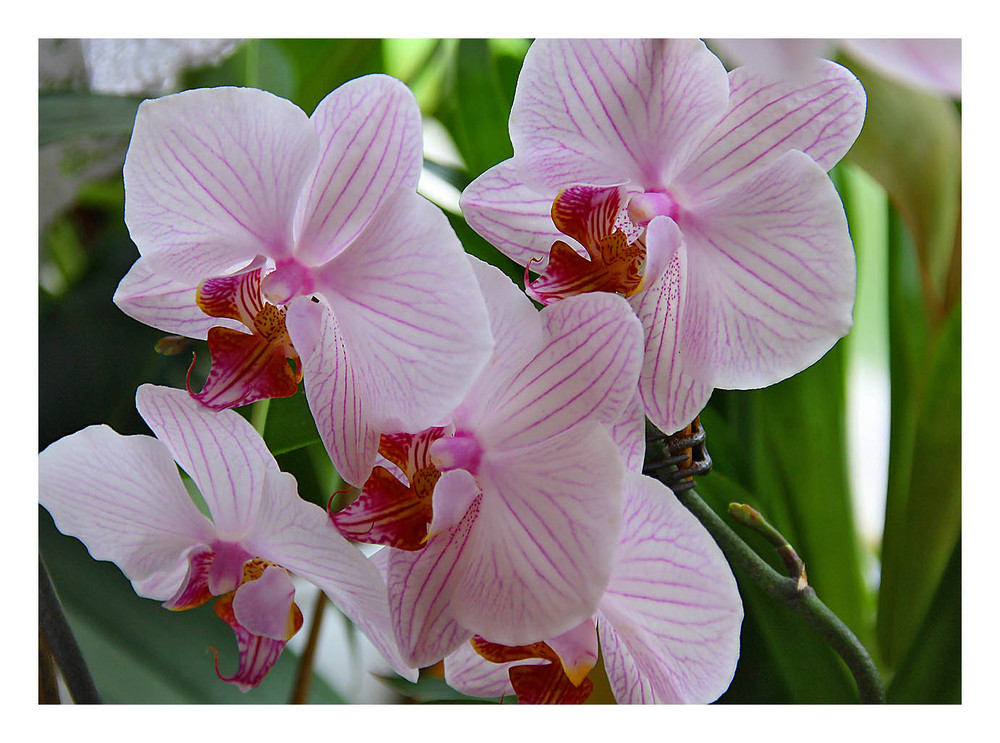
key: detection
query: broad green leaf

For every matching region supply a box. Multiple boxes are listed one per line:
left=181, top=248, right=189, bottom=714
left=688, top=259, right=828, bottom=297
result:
left=886, top=538, right=961, bottom=703
left=273, top=38, right=385, bottom=114
left=436, top=39, right=517, bottom=179
left=844, top=54, right=961, bottom=322
left=40, top=509, right=345, bottom=704
left=39, top=93, right=140, bottom=147
left=878, top=278, right=961, bottom=670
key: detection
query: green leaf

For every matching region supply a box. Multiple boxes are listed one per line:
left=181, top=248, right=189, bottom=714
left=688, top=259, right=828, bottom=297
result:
left=273, top=38, right=385, bottom=114
left=844, top=54, right=961, bottom=321
left=436, top=39, right=517, bottom=178
left=885, top=537, right=960, bottom=703
left=40, top=509, right=345, bottom=703
left=39, top=93, right=141, bottom=147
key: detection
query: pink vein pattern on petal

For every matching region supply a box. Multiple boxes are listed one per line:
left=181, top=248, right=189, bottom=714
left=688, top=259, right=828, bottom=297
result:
left=314, top=189, right=493, bottom=432
left=386, top=493, right=482, bottom=668
left=293, top=75, right=423, bottom=266
left=629, top=243, right=713, bottom=435
left=483, top=292, right=643, bottom=449
left=124, top=87, right=318, bottom=280
left=284, top=296, right=378, bottom=488
left=680, top=149, right=855, bottom=389
left=460, top=159, right=564, bottom=267
left=244, top=469, right=417, bottom=681
left=135, top=384, right=278, bottom=541
left=679, top=59, right=866, bottom=202
left=510, top=39, right=729, bottom=191
left=451, top=423, right=622, bottom=646
left=597, top=473, right=742, bottom=704
left=114, top=257, right=242, bottom=340
left=39, top=424, right=215, bottom=600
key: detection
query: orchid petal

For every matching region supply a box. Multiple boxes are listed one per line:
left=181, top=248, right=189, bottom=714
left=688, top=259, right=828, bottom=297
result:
left=135, top=384, right=277, bottom=540
left=629, top=233, right=713, bottom=435
left=460, top=159, right=564, bottom=267
left=454, top=257, right=544, bottom=425
left=231, top=564, right=298, bottom=641
left=679, top=59, right=866, bottom=201
left=113, top=256, right=241, bottom=340
left=285, top=296, right=379, bottom=487
left=330, top=466, right=432, bottom=550
left=386, top=489, right=482, bottom=668
left=597, top=473, right=742, bottom=704
left=510, top=39, right=729, bottom=191
left=293, top=75, right=424, bottom=265
left=124, top=87, right=318, bottom=279
left=39, top=424, right=215, bottom=601
left=545, top=618, right=599, bottom=687
left=610, top=389, right=646, bottom=473
left=312, top=189, right=493, bottom=432
left=681, top=149, right=856, bottom=389
left=451, top=423, right=623, bottom=645
left=470, top=635, right=595, bottom=704
left=444, top=639, right=518, bottom=698
left=244, top=469, right=417, bottom=680
left=483, top=292, right=643, bottom=449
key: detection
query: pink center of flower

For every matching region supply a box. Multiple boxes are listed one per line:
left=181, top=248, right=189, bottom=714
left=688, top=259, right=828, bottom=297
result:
left=627, top=189, right=680, bottom=227
left=429, top=431, right=484, bottom=475
left=261, top=259, right=315, bottom=305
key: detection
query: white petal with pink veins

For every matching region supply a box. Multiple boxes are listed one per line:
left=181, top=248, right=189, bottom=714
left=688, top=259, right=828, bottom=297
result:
left=135, top=384, right=278, bottom=541
left=312, top=189, right=493, bottom=433
left=39, top=424, right=215, bottom=601
left=598, top=473, right=742, bottom=704
left=124, top=86, right=317, bottom=279
left=293, top=75, right=424, bottom=266
left=681, top=149, right=856, bottom=389
left=285, top=296, right=378, bottom=488
left=510, top=39, right=730, bottom=191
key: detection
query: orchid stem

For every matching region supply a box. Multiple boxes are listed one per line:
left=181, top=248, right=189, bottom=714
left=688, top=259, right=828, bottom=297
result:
left=38, top=555, right=101, bottom=704
left=670, top=488, right=885, bottom=704
left=250, top=398, right=270, bottom=436
left=290, top=590, right=327, bottom=704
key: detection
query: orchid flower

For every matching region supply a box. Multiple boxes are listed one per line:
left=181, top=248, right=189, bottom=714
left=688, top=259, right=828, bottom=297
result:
left=330, top=257, right=646, bottom=667
left=443, top=471, right=743, bottom=704
left=461, top=38, right=865, bottom=434
left=38, top=384, right=416, bottom=691
left=113, top=77, right=493, bottom=486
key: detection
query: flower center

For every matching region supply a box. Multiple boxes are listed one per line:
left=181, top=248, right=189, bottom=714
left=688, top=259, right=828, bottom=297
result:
left=261, top=259, right=314, bottom=305
left=429, top=430, right=484, bottom=475
left=627, top=189, right=680, bottom=227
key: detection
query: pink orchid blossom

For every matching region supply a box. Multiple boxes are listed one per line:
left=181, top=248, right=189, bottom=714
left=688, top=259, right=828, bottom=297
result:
left=461, top=38, right=865, bottom=434
left=113, top=77, right=493, bottom=486
left=443, top=471, right=743, bottom=704
left=331, top=257, right=646, bottom=667
left=38, top=384, right=416, bottom=691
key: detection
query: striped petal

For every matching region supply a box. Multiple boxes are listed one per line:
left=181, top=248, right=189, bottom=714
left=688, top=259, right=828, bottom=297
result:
left=134, top=384, right=278, bottom=541
left=597, top=473, right=742, bottom=704
left=680, top=149, right=856, bottom=389
left=311, top=189, right=493, bottom=433
left=293, top=75, right=424, bottom=266
left=450, top=422, right=623, bottom=646
left=510, top=39, right=730, bottom=191
left=284, top=296, right=378, bottom=487
left=679, top=58, right=866, bottom=202
left=39, top=423, right=216, bottom=601
left=481, top=292, right=644, bottom=450
left=124, top=87, right=317, bottom=279
left=244, top=468, right=417, bottom=681
left=460, top=158, right=563, bottom=267
left=113, top=256, right=241, bottom=340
